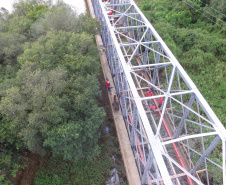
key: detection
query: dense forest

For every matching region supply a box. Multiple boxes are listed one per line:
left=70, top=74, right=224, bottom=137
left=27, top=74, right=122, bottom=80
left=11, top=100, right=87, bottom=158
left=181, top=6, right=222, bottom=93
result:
left=136, top=0, right=225, bottom=184
left=0, top=0, right=126, bottom=184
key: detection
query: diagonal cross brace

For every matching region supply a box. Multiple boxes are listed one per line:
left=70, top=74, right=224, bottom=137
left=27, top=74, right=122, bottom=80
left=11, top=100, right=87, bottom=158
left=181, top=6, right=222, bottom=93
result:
left=121, top=72, right=128, bottom=117
left=151, top=44, right=161, bottom=86
left=114, top=56, right=120, bottom=94
left=190, top=135, right=221, bottom=174
left=130, top=104, right=139, bottom=147
left=141, top=149, right=154, bottom=184
left=174, top=94, right=195, bottom=138
left=142, top=29, right=151, bottom=69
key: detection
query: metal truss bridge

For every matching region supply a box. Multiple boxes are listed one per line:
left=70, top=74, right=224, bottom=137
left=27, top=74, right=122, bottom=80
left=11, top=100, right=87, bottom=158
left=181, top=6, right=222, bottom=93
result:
left=91, top=0, right=226, bottom=184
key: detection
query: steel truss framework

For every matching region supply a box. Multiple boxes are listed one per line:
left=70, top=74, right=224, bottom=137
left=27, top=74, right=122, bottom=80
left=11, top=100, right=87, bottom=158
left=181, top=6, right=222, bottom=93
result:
left=92, top=0, right=226, bottom=184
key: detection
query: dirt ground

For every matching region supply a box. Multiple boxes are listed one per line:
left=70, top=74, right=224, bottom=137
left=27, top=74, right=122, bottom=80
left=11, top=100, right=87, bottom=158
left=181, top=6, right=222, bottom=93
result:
left=13, top=151, right=41, bottom=185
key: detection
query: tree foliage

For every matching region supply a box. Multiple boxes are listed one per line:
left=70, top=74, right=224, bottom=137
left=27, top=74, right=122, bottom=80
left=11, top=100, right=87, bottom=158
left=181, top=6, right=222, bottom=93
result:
left=0, top=0, right=104, bottom=183
left=0, top=30, right=104, bottom=159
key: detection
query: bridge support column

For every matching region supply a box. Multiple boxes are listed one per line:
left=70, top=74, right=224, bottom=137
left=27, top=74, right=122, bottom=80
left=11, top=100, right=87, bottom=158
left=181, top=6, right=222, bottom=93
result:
left=174, top=94, right=195, bottom=139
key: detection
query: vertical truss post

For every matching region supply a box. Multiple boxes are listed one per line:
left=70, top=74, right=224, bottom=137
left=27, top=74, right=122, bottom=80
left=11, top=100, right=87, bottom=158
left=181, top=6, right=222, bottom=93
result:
left=120, top=11, right=124, bottom=25
left=136, top=15, right=141, bottom=41
left=114, top=56, right=120, bottom=94
left=124, top=12, right=128, bottom=34
left=191, top=135, right=221, bottom=174
left=110, top=0, right=116, bottom=6
left=106, top=32, right=112, bottom=60
left=143, top=29, right=151, bottom=68
left=167, top=66, right=176, bottom=93
left=103, top=24, right=108, bottom=46
left=129, top=6, right=134, bottom=43
left=130, top=103, right=138, bottom=147
left=101, top=18, right=106, bottom=43
left=121, top=72, right=128, bottom=117
left=136, top=15, right=141, bottom=57
left=141, top=149, right=154, bottom=184
left=174, top=94, right=195, bottom=138
left=93, top=0, right=98, bottom=19
left=114, top=0, right=118, bottom=10
left=106, top=37, right=110, bottom=59
left=109, top=39, right=115, bottom=75
left=152, top=44, right=161, bottom=85
left=120, top=3, right=123, bottom=13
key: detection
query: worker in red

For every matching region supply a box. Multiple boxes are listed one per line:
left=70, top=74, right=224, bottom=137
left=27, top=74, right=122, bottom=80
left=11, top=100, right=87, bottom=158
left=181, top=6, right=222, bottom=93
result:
left=149, top=105, right=155, bottom=111
left=105, top=78, right=112, bottom=94
left=158, top=97, right=163, bottom=108
left=145, top=89, right=153, bottom=97
left=107, top=11, right=112, bottom=15
left=145, top=89, right=153, bottom=105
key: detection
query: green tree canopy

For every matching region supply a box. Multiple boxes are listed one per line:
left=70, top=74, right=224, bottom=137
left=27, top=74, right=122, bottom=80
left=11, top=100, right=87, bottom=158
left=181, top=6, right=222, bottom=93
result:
left=0, top=30, right=104, bottom=160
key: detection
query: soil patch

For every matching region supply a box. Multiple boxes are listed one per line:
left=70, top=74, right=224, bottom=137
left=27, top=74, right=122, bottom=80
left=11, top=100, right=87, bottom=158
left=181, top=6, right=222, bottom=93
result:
left=13, top=151, right=41, bottom=185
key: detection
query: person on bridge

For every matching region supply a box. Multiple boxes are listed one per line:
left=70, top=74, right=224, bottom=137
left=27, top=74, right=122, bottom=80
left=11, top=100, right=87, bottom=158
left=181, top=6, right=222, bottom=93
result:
left=145, top=89, right=153, bottom=97
left=107, top=11, right=112, bottom=15
left=145, top=89, right=153, bottom=105
left=149, top=105, right=155, bottom=111
left=158, top=97, right=163, bottom=109
left=105, top=78, right=112, bottom=94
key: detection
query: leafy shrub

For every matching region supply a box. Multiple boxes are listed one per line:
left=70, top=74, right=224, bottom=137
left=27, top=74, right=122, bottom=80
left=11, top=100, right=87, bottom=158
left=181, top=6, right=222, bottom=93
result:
left=143, top=4, right=152, bottom=11
left=165, top=10, right=192, bottom=27
left=34, top=167, right=69, bottom=185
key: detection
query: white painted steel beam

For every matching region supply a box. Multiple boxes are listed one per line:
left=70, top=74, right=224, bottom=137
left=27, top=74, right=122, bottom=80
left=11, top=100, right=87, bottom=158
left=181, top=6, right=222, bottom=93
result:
left=130, top=62, right=172, bottom=69
left=161, top=152, right=205, bottom=185
left=115, top=25, right=147, bottom=29
left=162, top=132, right=218, bottom=146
